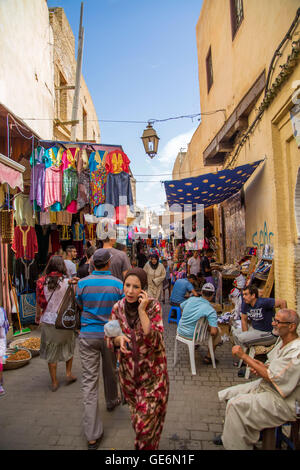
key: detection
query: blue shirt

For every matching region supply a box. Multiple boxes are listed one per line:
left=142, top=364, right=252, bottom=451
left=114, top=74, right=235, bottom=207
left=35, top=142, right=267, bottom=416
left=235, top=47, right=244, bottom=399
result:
left=170, top=278, right=194, bottom=304
left=76, top=270, right=123, bottom=339
left=178, top=296, right=218, bottom=339
left=241, top=297, right=275, bottom=332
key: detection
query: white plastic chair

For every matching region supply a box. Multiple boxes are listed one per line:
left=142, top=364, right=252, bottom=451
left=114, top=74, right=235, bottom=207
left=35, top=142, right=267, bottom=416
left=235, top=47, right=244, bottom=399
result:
left=173, top=317, right=216, bottom=375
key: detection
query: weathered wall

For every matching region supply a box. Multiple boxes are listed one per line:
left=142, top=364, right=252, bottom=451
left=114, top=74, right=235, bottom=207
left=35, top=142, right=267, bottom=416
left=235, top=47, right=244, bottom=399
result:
left=0, top=0, right=55, bottom=138
left=49, top=7, right=100, bottom=142
left=181, top=0, right=300, bottom=309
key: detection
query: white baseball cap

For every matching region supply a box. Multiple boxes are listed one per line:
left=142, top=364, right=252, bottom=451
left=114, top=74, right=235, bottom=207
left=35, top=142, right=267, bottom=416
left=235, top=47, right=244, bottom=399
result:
left=202, top=282, right=215, bottom=293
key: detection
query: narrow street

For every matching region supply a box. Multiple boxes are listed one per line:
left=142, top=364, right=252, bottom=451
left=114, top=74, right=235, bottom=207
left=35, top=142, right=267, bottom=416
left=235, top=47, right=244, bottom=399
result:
left=0, top=298, right=244, bottom=451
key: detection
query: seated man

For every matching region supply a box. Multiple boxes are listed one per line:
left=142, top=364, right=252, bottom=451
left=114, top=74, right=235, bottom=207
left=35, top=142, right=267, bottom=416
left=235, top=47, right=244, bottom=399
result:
left=231, top=285, right=287, bottom=348
left=214, top=309, right=300, bottom=450
left=178, top=283, right=222, bottom=365
left=169, top=274, right=198, bottom=307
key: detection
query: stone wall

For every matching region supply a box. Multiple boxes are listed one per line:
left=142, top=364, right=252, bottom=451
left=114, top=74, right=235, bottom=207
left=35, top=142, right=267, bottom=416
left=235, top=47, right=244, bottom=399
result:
left=49, top=7, right=100, bottom=142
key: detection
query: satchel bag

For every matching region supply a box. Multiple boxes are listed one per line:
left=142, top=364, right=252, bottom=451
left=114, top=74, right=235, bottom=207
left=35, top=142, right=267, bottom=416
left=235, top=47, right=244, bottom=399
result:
left=55, top=285, right=81, bottom=330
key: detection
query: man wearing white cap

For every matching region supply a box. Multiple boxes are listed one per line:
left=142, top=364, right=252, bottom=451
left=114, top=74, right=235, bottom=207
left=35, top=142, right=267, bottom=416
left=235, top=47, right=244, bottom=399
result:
left=178, top=283, right=222, bottom=365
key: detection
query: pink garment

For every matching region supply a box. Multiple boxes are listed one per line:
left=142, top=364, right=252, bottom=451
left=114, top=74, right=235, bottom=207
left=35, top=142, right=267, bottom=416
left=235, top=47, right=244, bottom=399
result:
left=0, top=161, right=23, bottom=191
left=44, top=166, right=62, bottom=209
left=66, top=200, right=78, bottom=214
left=62, top=148, right=79, bottom=171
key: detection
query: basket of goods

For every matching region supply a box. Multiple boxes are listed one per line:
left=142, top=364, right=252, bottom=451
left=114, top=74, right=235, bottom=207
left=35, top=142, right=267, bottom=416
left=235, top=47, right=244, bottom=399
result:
left=9, top=337, right=41, bottom=357
left=3, top=347, right=32, bottom=370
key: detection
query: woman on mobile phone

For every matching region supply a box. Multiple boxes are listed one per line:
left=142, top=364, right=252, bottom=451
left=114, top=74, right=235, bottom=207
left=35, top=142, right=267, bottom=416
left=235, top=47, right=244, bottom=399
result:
left=107, top=268, right=169, bottom=450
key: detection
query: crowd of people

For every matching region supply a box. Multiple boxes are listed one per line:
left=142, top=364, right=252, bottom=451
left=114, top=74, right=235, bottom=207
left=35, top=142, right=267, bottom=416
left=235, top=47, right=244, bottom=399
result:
left=11, top=241, right=299, bottom=451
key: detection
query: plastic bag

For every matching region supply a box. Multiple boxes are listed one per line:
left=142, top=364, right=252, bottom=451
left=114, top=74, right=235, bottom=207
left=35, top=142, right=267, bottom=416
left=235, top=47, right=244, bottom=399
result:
left=104, top=320, right=123, bottom=338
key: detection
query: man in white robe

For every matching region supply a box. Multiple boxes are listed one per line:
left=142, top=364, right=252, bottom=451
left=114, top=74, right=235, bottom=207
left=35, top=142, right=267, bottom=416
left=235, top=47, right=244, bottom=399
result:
left=214, top=308, right=300, bottom=450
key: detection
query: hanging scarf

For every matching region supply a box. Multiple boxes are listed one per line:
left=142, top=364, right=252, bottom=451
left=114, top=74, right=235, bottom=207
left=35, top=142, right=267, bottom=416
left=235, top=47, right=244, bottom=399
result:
left=36, top=271, right=64, bottom=313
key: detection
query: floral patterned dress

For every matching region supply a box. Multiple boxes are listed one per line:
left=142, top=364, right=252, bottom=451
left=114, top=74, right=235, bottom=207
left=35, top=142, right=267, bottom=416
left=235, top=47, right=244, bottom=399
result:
left=108, top=297, right=169, bottom=450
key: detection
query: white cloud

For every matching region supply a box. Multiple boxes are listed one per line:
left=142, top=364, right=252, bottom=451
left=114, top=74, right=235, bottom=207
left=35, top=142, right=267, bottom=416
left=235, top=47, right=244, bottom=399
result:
left=136, top=127, right=196, bottom=211
left=158, top=127, right=196, bottom=168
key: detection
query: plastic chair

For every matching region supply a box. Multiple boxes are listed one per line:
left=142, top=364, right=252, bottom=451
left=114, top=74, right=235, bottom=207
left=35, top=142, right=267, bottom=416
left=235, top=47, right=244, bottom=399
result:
left=168, top=305, right=181, bottom=325
left=173, top=317, right=216, bottom=375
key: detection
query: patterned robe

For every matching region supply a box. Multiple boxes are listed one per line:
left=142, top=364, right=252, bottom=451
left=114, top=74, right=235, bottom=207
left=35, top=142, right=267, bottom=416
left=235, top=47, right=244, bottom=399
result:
left=109, top=298, right=169, bottom=450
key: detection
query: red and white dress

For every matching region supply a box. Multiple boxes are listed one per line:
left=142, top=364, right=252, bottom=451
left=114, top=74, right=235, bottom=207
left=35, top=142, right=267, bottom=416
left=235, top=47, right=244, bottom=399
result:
left=108, top=297, right=169, bottom=450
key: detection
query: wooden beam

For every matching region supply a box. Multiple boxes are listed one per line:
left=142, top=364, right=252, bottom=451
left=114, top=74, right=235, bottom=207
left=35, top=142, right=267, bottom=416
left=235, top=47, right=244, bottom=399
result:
left=55, top=85, right=75, bottom=90
left=216, top=143, right=233, bottom=153
left=54, top=120, right=79, bottom=126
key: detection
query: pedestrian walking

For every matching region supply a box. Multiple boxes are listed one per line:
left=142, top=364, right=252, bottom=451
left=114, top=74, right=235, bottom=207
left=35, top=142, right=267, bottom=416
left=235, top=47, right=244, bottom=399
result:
left=64, top=245, right=77, bottom=278
left=76, top=248, right=123, bottom=450
left=143, top=253, right=166, bottom=300
left=77, top=245, right=96, bottom=279
left=102, top=236, right=131, bottom=281
left=35, top=255, right=77, bottom=392
left=107, top=268, right=169, bottom=450
left=161, top=259, right=171, bottom=303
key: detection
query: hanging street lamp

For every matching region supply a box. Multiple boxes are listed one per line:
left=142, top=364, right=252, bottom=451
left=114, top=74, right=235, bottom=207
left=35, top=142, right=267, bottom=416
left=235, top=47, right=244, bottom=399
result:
left=141, top=122, right=160, bottom=159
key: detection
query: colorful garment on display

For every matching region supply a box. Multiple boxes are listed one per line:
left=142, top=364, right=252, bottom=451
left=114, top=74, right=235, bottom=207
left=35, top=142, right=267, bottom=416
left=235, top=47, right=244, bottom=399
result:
left=89, top=150, right=108, bottom=172
left=89, top=151, right=107, bottom=211
left=85, top=224, right=96, bottom=241
left=90, top=168, right=107, bottom=211
left=62, top=147, right=79, bottom=171
left=56, top=211, right=72, bottom=226
left=62, top=167, right=78, bottom=212
left=30, top=146, right=45, bottom=166
left=105, top=150, right=130, bottom=174
left=44, top=166, right=62, bottom=209
left=29, top=163, right=46, bottom=211
left=39, top=211, right=51, bottom=225
left=49, top=230, right=60, bottom=254
left=72, top=223, right=85, bottom=242
left=105, top=172, right=134, bottom=208
left=59, top=225, right=71, bottom=241
left=77, top=168, right=90, bottom=210
left=44, top=146, right=64, bottom=168
left=50, top=202, right=62, bottom=212
left=12, top=225, right=38, bottom=260
left=0, top=162, right=24, bottom=191
left=14, top=193, right=35, bottom=226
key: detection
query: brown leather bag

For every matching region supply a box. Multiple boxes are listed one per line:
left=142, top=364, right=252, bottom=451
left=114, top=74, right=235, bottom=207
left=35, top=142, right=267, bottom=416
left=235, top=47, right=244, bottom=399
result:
left=55, top=285, right=80, bottom=330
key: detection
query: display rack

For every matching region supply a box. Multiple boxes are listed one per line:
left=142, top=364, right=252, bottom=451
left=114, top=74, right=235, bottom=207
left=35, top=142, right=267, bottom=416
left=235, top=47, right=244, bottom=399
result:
left=253, top=258, right=274, bottom=297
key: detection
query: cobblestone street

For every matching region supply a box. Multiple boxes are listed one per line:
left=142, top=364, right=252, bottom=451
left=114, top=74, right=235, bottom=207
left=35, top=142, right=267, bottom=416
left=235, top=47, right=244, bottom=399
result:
left=0, top=299, right=247, bottom=451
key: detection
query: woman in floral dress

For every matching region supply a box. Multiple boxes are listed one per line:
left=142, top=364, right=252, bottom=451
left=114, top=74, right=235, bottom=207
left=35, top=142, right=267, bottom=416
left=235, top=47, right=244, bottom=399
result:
left=107, top=268, right=169, bottom=450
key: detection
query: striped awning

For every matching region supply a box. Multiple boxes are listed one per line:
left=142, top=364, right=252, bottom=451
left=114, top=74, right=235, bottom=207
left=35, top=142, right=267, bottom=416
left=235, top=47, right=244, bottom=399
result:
left=164, top=160, right=264, bottom=211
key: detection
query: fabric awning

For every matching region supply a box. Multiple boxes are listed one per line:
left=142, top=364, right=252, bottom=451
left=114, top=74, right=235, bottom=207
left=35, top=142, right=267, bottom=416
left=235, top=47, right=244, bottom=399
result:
left=164, top=160, right=264, bottom=211
left=0, top=154, right=25, bottom=191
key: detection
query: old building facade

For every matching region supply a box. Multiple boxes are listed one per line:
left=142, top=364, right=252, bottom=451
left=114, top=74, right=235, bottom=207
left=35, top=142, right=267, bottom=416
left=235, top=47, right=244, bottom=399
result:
left=49, top=7, right=100, bottom=142
left=172, top=0, right=300, bottom=310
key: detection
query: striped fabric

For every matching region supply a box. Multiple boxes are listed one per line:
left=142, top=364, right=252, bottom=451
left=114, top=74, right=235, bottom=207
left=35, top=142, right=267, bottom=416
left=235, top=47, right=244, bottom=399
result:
left=76, top=270, right=124, bottom=339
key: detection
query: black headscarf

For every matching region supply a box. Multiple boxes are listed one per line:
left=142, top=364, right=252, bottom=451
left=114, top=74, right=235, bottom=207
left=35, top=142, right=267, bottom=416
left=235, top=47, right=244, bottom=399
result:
left=124, top=268, right=148, bottom=327
left=149, top=253, right=159, bottom=270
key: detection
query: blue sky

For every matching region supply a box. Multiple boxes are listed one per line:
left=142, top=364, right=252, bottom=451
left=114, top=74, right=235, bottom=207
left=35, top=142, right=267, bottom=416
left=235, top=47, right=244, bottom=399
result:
left=47, top=0, right=203, bottom=212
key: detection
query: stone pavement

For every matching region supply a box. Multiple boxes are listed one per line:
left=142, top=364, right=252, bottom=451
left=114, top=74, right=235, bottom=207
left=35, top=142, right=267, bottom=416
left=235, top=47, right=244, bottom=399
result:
left=0, top=300, right=246, bottom=450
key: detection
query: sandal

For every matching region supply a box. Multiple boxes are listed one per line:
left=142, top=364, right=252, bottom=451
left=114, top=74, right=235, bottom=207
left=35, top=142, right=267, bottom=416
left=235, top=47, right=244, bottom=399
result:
left=65, top=376, right=77, bottom=385
left=203, top=356, right=219, bottom=365
left=107, top=397, right=121, bottom=412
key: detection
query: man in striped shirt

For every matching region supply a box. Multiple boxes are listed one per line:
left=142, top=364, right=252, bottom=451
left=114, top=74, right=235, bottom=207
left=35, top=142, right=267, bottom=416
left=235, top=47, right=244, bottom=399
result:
left=76, top=248, right=124, bottom=450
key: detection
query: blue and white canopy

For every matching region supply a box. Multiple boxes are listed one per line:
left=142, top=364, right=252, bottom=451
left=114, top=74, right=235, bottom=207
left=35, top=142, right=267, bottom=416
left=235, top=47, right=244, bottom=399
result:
left=164, top=160, right=263, bottom=211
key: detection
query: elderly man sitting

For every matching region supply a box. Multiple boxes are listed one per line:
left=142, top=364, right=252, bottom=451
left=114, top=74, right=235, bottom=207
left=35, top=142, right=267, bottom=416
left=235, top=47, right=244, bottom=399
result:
left=178, top=283, right=222, bottom=365
left=213, top=309, right=300, bottom=450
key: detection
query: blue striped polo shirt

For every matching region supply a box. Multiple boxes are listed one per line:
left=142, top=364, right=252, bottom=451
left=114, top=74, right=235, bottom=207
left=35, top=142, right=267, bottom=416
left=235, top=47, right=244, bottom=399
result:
left=76, top=270, right=124, bottom=339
